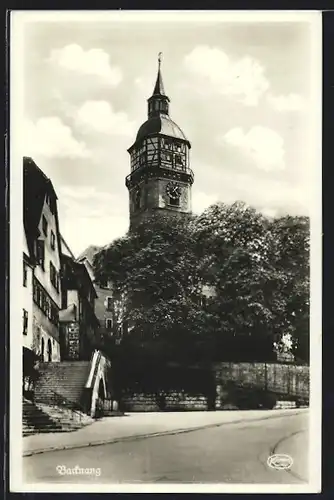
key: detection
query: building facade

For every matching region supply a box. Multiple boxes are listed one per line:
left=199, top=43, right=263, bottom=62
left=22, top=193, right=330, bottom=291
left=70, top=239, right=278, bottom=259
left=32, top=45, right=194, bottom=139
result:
left=126, top=56, right=194, bottom=229
left=23, top=157, right=62, bottom=363
left=59, top=246, right=100, bottom=361
left=77, top=255, right=125, bottom=346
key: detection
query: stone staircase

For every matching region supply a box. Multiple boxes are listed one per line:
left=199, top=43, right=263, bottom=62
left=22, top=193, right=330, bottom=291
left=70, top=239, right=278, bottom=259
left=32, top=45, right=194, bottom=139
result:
left=23, top=397, right=63, bottom=435
left=23, top=397, right=94, bottom=436
left=34, top=361, right=91, bottom=409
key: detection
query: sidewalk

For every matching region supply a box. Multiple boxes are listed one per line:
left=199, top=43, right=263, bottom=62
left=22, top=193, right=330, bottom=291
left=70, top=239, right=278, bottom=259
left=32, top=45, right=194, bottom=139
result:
left=23, top=408, right=307, bottom=457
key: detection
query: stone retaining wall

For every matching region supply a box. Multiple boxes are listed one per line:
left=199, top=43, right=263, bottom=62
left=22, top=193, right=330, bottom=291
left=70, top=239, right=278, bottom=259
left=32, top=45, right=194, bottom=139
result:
left=214, top=362, right=309, bottom=402
left=121, top=393, right=208, bottom=412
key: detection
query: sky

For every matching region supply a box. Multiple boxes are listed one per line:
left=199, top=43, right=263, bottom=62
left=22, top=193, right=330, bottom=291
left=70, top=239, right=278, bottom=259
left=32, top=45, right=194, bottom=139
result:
left=16, top=11, right=321, bottom=257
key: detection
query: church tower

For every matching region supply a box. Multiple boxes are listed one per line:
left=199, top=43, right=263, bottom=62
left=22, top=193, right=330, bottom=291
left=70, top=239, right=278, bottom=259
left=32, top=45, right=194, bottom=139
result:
left=126, top=54, right=194, bottom=229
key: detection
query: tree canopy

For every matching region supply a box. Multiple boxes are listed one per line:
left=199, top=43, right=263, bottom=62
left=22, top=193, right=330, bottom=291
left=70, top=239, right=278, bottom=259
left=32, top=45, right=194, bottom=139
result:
left=93, top=203, right=310, bottom=366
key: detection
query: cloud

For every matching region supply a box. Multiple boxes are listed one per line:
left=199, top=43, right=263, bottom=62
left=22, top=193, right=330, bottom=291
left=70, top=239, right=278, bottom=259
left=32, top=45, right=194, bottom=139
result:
left=184, top=45, right=269, bottom=106
left=192, top=191, right=218, bottom=214
left=57, top=185, right=129, bottom=255
left=75, top=100, right=136, bottom=136
left=24, top=117, right=91, bottom=159
left=267, top=93, right=305, bottom=112
left=60, top=214, right=129, bottom=257
left=58, top=185, right=127, bottom=218
left=49, top=44, right=122, bottom=86
left=222, top=126, right=285, bottom=172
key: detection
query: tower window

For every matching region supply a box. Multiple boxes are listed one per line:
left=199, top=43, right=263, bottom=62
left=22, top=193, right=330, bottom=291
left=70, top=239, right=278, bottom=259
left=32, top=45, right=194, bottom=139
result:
left=161, top=153, right=172, bottom=162
left=162, top=138, right=173, bottom=150
left=139, top=153, right=146, bottom=165
left=174, top=154, right=185, bottom=169
left=169, top=197, right=180, bottom=207
left=134, top=188, right=141, bottom=210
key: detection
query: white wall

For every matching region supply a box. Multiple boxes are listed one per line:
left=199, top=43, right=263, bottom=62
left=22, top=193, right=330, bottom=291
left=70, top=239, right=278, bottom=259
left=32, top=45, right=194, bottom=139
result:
left=34, top=197, right=62, bottom=309
left=32, top=194, right=62, bottom=361
left=39, top=325, right=61, bottom=362
left=22, top=233, right=34, bottom=350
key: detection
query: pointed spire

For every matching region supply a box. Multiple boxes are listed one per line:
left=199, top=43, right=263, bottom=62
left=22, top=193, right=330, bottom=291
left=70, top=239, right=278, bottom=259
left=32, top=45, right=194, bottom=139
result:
left=152, top=52, right=165, bottom=96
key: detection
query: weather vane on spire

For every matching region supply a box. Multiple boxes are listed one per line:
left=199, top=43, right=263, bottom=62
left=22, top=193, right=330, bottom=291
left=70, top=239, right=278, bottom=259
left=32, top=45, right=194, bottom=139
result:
left=158, top=52, right=162, bottom=69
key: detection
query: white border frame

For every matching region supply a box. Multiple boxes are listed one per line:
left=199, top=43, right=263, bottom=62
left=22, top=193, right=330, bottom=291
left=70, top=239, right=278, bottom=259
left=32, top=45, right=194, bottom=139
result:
left=10, top=10, right=322, bottom=494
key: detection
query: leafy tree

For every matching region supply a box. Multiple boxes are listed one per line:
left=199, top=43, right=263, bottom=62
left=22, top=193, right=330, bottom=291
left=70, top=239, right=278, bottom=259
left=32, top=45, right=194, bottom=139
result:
left=93, top=203, right=310, bottom=369
left=267, top=215, right=310, bottom=363
left=93, top=212, right=205, bottom=362
left=193, top=202, right=278, bottom=361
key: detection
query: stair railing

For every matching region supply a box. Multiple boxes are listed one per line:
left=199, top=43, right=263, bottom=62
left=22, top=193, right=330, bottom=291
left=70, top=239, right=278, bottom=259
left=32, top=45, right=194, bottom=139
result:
left=49, top=389, right=86, bottom=422
left=85, top=350, right=102, bottom=390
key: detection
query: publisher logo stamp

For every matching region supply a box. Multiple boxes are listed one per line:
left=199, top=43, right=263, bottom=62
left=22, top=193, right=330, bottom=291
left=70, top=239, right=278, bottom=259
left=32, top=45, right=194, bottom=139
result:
left=267, top=454, right=293, bottom=470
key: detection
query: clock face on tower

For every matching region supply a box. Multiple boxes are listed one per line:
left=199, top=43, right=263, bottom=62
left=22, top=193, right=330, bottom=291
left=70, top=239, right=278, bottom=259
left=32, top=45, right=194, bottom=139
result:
left=166, top=182, right=181, bottom=200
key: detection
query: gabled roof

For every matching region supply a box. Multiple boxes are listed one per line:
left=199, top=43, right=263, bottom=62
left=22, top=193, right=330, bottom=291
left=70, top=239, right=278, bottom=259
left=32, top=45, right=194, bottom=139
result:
left=62, top=254, right=98, bottom=299
left=23, top=156, right=58, bottom=260
left=60, top=234, right=76, bottom=259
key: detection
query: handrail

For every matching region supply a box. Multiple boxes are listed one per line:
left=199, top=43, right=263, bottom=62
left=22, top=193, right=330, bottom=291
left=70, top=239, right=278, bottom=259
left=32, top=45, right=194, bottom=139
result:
left=85, top=350, right=102, bottom=390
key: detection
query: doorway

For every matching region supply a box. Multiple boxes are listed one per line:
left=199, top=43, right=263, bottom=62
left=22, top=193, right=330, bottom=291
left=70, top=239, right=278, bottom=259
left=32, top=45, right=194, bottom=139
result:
left=47, top=338, right=52, bottom=362
left=41, top=337, right=45, bottom=361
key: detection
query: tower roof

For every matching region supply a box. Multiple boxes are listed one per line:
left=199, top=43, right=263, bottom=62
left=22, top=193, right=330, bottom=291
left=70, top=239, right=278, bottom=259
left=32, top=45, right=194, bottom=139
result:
left=128, top=54, right=190, bottom=151
left=152, top=67, right=166, bottom=96
left=148, top=52, right=170, bottom=103
left=135, top=116, right=190, bottom=147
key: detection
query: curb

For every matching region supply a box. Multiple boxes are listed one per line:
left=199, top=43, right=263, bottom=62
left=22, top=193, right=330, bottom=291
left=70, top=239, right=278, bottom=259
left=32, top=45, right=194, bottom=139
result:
left=272, top=429, right=308, bottom=483
left=23, top=409, right=306, bottom=457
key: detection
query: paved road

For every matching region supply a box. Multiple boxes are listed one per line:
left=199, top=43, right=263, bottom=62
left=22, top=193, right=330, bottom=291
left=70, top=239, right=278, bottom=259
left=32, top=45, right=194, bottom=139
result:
left=23, top=411, right=308, bottom=485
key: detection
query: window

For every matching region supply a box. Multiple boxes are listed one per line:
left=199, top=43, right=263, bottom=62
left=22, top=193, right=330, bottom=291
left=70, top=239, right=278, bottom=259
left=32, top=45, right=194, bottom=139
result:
left=50, top=261, right=58, bottom=290
left=134, top=189, right=141, bottom=211
left=42, top=215, right=48, bottom=236
left=50, top=303, right=59, bottom=325
left=106, top=297, right=113, bottom=311
left=23, top=309, right=28, bottom=335
left=45, top=193, right=55, bottom=214
left=163, top=138, right=173, bottom=150
left=36, top=240, right=45, bottom=269
left=161, top=153, right=172, bottom=162
left=105, top=318, right=113, bottom=330
left=174, top=154, right=184, bottom=167
left=139, top=153, right=146, bottom=165
left=50, top=230, right=55, bottom=250
left=169, top=197, right=180, bottom=207
left=23, top=262, right=28, bottom=287
left=33, top=276, right=59, bottom=325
